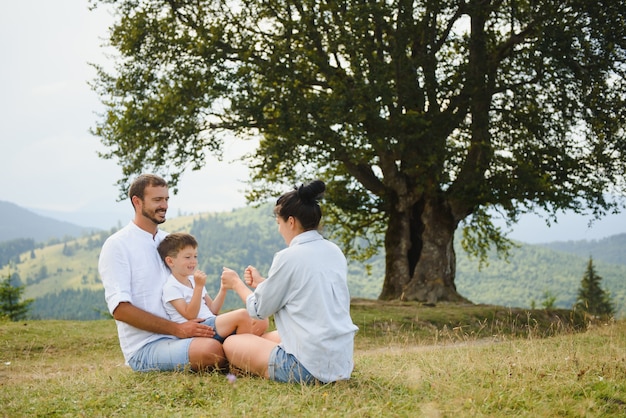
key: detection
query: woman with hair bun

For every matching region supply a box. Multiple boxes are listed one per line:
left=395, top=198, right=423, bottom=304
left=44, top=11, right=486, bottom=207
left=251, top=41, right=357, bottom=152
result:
left=221, top=180, right=358, bottom=384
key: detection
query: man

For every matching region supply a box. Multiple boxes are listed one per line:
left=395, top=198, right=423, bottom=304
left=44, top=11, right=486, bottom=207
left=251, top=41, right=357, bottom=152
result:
left=98, top=174, right=226, bottom=371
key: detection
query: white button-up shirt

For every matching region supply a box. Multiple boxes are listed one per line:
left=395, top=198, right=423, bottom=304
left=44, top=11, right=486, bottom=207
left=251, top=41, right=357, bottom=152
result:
left=98, top=221, right=172, bottom=363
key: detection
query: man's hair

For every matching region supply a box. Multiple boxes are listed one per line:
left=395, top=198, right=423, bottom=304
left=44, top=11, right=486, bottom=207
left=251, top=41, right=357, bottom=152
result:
left=128, top=174, right=168, bottom=207
left=157, top=232, right=198, bottom=265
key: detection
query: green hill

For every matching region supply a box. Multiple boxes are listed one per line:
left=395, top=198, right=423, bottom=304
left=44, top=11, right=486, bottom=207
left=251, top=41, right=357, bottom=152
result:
left=538, top=234, right=626, bottom=266
left=2, top=205, right=624, bottom=319
left=455, top=242, right=626, bottom=316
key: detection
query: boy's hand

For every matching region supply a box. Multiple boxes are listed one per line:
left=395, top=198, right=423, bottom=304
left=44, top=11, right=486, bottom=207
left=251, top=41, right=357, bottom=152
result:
left=193, top=270, right=207, bottom=287
left=220, top=267, right=241, bottom=290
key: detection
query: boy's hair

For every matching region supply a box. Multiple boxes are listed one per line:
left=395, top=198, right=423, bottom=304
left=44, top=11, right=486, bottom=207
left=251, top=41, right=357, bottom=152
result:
left=157, top=232, right=198, bottom=265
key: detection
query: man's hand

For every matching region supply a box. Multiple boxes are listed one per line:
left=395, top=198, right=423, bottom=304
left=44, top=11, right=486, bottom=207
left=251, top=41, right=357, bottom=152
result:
left=175, top=318, right=216, bottom=339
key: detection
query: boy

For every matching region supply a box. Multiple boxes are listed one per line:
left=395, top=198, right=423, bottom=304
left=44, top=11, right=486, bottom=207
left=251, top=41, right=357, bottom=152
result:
left=158, top=232, right=268, bottom=342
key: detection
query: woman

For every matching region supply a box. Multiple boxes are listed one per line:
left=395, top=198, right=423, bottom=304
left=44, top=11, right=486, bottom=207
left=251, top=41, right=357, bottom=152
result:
left=221, top=180, right=358, bottom=384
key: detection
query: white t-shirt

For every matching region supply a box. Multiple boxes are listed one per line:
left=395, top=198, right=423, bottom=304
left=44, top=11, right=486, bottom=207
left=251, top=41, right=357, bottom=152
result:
left=245, top=230, right=359, bottom=383
left=98, top=221, right=172, bottom=364
left=162, top=274, right=215, bottom=323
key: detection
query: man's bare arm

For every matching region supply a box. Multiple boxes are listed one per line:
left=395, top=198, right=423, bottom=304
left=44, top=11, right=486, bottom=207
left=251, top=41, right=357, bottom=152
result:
left=113, top=302, right=215, bottom=339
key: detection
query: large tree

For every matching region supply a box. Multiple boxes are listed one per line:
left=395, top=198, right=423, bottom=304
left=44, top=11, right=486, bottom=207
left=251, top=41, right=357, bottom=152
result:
left=91, top=0, right=626, bottom=303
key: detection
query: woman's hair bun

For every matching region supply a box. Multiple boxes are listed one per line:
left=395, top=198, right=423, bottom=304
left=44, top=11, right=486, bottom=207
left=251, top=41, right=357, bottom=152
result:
left=297, top=180, right=325, bottom=203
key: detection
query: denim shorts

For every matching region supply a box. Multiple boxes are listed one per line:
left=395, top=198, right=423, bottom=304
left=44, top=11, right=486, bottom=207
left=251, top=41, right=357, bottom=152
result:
left=268, top=346, right=319, bottom=384
left=128, top=337, right=192, bottom=372
left=201, top=317, right=227, bottom=343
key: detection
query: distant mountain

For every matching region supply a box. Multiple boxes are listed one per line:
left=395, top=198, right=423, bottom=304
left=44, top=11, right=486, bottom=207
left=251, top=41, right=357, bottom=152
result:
left=537, top=234, right=626, bottom=266
left=492, top=208, right=626, bottom=244
left=29, top=205, right=129, bottom=231
left=0, top=201, right=100, bottom=243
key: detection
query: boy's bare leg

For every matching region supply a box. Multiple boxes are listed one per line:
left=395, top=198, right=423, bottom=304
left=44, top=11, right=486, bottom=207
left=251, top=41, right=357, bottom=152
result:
left=215, top=309, right=269, bottom=337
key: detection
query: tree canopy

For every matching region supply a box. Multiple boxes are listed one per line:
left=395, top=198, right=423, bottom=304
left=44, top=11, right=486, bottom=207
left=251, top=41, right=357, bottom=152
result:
left=91, top=0, right=626, bottom=303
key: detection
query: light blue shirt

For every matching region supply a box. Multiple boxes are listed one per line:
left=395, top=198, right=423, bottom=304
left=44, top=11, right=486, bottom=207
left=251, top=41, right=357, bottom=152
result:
left=246, top=230, right=359, bottom=383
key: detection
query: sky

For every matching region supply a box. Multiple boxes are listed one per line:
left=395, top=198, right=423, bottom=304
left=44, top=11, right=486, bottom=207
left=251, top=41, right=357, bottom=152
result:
left=0, top=1, right=253, bottom=229
left=1, top=1, right=624, bottom=242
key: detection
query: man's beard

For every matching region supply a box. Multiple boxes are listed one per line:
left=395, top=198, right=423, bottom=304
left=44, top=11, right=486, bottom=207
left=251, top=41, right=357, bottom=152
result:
left=142, top=207, right=166, bottom=225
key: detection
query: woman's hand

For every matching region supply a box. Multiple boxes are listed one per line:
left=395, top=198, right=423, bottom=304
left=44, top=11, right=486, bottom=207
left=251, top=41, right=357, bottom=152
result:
left=244, top=265, right=264, bottom=288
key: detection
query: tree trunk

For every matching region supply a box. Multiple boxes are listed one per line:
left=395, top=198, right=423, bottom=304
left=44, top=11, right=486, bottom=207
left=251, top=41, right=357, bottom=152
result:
left=378, top=196, right=468, bottom=303
left=378, top=202, right=412, bottom=300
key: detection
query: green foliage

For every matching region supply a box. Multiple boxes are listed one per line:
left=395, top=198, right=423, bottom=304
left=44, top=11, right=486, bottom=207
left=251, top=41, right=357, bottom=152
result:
left=540, top=291, right=557, bottom=310
left=460, top=207, right=518, bottom=267
left=0, top=270, right=34, bottom=321
left=529, top=290, right=558, bottom=310
left=574, top=257, right=615, bottom=318
left=92, top=0, right=626, bottom=217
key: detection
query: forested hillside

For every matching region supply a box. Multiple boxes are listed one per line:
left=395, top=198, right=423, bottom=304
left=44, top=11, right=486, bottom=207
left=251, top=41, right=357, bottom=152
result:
left=539, top=234, right=626, bottom=266
left=455, top=243, right=626, bottom=315
left=1, top=205, right=624, bottom=319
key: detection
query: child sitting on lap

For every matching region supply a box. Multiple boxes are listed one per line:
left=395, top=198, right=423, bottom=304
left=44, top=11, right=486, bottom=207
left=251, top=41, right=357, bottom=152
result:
left=158, top=232, right=267, bottom=342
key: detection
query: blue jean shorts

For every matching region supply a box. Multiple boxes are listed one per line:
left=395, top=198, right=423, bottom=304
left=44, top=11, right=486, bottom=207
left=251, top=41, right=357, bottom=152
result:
left=128, top=337, right=192, bottom=372
left=201, top=316, right=227, bottom=343
left=268, top=346, right=319, bottom=384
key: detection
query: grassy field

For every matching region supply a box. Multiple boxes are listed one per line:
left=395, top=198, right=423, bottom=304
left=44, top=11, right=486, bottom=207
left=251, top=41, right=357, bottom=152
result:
left=1, top=301, right=625, bottom=417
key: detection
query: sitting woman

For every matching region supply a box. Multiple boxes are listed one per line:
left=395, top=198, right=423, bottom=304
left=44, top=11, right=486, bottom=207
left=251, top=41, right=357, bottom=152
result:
left=220, top=179, right=358, bottom=384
